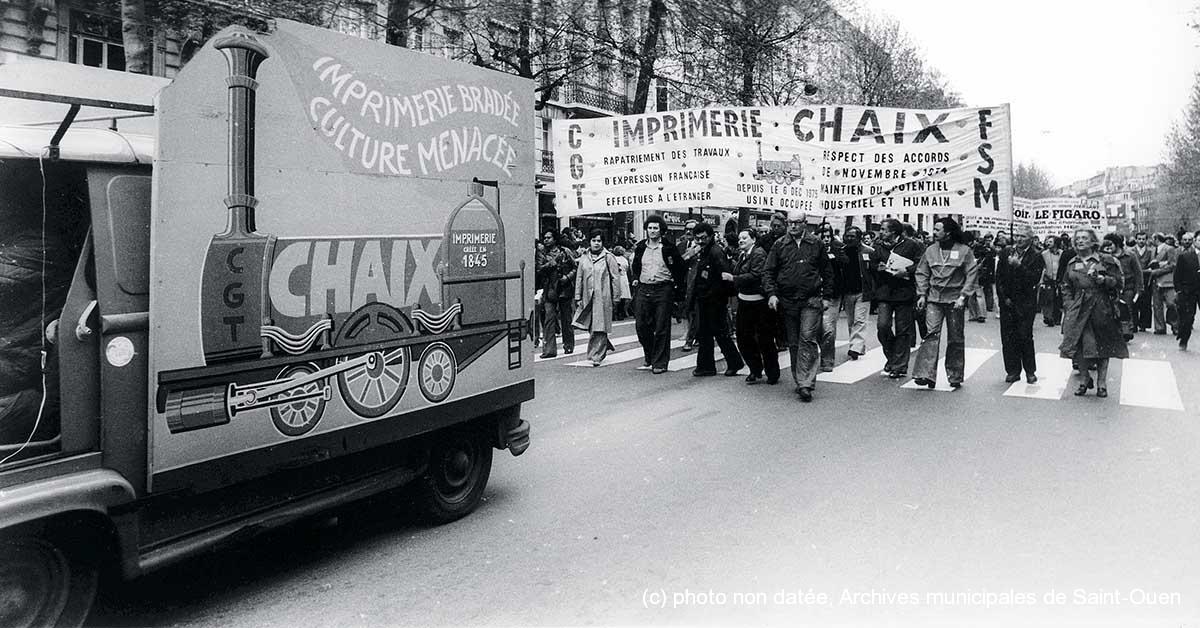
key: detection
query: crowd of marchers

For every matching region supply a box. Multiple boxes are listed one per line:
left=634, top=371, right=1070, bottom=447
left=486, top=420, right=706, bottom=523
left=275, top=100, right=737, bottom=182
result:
left=532, top=213, right=1200, bottom=403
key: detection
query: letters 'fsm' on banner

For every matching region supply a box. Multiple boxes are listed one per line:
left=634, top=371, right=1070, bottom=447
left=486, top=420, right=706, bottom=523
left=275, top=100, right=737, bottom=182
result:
left=552, top=104, right=1013, bottom=219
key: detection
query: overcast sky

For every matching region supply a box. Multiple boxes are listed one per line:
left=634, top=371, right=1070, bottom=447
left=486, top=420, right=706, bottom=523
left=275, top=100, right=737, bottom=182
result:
left=856, top=0, right=1200, bottom=188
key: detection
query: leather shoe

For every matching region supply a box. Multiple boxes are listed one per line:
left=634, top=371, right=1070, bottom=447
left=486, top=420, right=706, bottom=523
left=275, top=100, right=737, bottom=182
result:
left=745, top=374, right=760, bottom=384
left=847, top=350, right=861, bottom=360
left=766, top=376, right=779, bottom=385
left=819, top=365, right=834, bottom=373
left=651, top=367, right=667, bottom=374
left=1026, top=374, right=1038, bottom=384
left=723, top=367, right=742, bottom=376
left=1004, top=374, right=1020, bottom=383
left=692, top=369, right=717, bottom=377
left=949, top=381, right=962, bottom=389
left=913, top=377, right=936, bottom=389
left=681, top=342, right=694, bottom=351
left=797, top=388, right=813, bottom=402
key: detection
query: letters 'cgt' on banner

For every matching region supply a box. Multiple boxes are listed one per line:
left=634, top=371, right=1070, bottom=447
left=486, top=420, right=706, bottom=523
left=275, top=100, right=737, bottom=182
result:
left=552, top=104, right=1013, bottom=219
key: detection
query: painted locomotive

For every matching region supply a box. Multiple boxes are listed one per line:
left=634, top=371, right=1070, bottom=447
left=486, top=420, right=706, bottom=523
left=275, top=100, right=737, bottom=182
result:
left=156, top=32, right=525, bottom=440
left=753, top=140, right=805, bottom=186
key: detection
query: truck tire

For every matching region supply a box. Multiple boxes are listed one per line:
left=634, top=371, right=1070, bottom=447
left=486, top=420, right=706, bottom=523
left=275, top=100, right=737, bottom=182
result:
left=409, top=425, right=492, bottom=524
left=0, top=531, right=99, bottom=628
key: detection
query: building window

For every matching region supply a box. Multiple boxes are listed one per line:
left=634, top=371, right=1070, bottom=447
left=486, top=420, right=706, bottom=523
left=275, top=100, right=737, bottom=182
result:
left=332, top=3, right=377, bottom=40
left=443, top=27, right=462, bottom=57
left=69, top=10, right=125, bottom=71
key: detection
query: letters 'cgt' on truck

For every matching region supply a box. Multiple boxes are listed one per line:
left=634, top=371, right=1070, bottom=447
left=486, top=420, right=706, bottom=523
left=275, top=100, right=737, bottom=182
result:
left=0, top=20, right=533, bottom=626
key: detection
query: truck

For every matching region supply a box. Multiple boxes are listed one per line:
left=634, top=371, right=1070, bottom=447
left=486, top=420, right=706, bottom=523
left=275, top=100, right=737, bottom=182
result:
left=0, top=20, right=533, bottom=627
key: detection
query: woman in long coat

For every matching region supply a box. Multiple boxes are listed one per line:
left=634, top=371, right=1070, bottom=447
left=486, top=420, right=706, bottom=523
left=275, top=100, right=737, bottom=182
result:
left=574, top=229, right=622, bottom=366
left=1059, top=228, right=1128, bottom=397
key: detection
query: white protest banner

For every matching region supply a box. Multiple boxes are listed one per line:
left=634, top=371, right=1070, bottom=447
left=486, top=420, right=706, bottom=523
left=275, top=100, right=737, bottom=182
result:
left=964, top=197, right=1031, bottom=235
left=552, top=104, right=1012, bottom=219
left=1025, top=197, right=1107, bottom=238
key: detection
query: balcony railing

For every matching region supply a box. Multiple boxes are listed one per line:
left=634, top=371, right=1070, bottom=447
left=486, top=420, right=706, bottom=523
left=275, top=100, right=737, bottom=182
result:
left=548, top=82, right=629, bottom=115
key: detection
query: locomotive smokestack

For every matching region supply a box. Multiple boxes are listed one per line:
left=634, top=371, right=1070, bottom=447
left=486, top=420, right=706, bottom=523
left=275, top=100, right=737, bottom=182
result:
left=214, top=30, right=269, bottom=235
left=201, top=29, right=274, bottom=365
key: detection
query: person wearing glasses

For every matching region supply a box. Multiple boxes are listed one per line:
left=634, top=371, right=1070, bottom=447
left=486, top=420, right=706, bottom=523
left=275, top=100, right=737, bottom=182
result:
left=763, top=210, right=834, bottom=403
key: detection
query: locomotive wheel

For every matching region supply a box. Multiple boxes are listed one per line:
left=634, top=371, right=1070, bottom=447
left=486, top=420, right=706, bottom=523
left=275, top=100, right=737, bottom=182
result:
left=269, top=363, right=328, bottom=437
left=418, top=342, right=457, bottom=403
left=336, top=303, right=414, bottom=418
left=337, top=346, right=410, bottom=418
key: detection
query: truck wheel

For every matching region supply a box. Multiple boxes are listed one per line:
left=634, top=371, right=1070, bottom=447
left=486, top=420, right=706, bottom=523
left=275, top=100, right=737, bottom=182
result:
left=410, top=426, right=492, bottom=524
left=0, top=534, right=98, bottom=628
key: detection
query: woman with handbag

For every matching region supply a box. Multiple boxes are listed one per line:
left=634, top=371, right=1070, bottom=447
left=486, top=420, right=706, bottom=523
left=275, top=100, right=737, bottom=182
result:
left=1060, top=229, right=1128, bottom=398
left=1102, top=233, right=1142, bottom=341
left=574, top=229, right=621, bottom=366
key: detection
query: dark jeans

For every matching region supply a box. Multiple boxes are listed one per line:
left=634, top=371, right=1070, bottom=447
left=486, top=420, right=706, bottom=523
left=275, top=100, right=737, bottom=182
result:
left=1000, top=302, right=1037, bottom=377
left=914, top=302, right=966, bottom=383
left=876, top=301, right=914, bottom=374
left=783, top=298, right=823, bottom=390
left=1137, top=274, right=1153, bottom=329
left=736, top=298, right=779, bottom=380
left=982, top=282, right=995, bottom=312
left=1179, top=290, right=1198, bottom=346
left=541, top=298, right=574, bottom=356
left=696, top=300, right=743, bottom=373
left=1039, top=281, right=1062, bottom=325
left=634, top=282, right=674, bottom=369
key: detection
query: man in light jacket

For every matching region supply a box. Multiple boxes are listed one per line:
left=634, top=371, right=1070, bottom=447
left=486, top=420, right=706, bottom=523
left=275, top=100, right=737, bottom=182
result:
left=913, top=217, right=979, bottom=389
left=1149, top=233, right=1179, bottom=336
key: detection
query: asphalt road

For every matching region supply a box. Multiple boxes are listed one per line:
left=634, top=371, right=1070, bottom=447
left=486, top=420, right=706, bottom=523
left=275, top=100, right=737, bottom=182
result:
left=89, top=314, right=1200, bottom=627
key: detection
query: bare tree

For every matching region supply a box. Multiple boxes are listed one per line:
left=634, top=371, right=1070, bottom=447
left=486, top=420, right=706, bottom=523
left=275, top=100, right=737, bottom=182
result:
left=670, top=0, right=836, bottom=107
left=1013, top=162, right=1056, bottom=199
left=121, top=0, right=153, bottom=73
left=1157, top=75, right=1200, bottom=233
left=819, top=12, right=960, bottom=109
left=443, top=0, right=608, bottom=109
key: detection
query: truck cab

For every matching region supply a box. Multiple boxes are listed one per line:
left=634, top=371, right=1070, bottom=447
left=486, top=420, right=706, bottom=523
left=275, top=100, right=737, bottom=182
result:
left=1, top=22, right=533, bottom=627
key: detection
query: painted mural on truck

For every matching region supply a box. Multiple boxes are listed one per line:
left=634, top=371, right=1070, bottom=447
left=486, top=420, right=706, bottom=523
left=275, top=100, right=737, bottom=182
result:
left=150, top=21, right=533, bottom=481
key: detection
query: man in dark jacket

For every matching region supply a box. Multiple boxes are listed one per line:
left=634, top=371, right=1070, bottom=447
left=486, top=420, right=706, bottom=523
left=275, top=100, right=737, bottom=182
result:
left=839, top=226, right=875, bottom=360
left=816, top=225, right=849, bottom=371
left=1175, top=229, right=1200, bottom=351
left=869, top=218, right=925, bottom=378
left=631, top=215, right=687, bottom=373
left=996, top=224, right=1045, bottom=383
left=764, top=210, right=833, bottom=402
left=536, top=231, right=577, bottom=358
left=687, top=222, right=744, bottom=376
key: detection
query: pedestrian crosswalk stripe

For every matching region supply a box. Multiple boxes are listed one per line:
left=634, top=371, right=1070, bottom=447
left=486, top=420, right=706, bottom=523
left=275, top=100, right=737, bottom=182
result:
left=1003, top=354, right=1074, bottom=400
left=776, top=341, right=851, bottom=372
left=900, top=348, right=997, bottom=392
left=816, top=347, right=888, bottom=384
left=536, top=334, right=640, bottom=362
left=564, top=339, right=685, bottom=367
left=1120, top=358, right=1185, bottom=411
